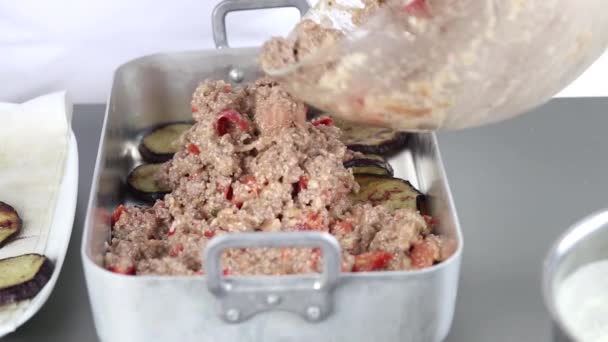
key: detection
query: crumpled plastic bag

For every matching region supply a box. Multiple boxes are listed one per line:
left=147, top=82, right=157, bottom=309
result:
left=263, top=0, right=608, bottom=131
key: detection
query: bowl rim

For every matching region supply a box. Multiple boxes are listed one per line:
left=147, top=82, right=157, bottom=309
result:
left=542, top=209, right=608, bottom=341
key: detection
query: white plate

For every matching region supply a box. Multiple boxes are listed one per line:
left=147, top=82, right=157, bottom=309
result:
left=0, top=131, right=79, bottom=337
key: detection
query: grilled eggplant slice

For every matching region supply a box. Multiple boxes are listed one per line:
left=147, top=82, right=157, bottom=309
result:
left=334, top=118, right=409, bottom=155
left=351, top=174, right=426, bottom=213
left=127, top=164, right=171, bottom=202
left=139, top=122, right=193, bottom=162
left=0, top=254, right=54, bottom=305
left=307, top=111, right=408, bottom=155
left=359, top=153, right=386, bottom=162
left=344, top=158, right=394, bottom=176
left=0, top=201, right=22, bottom=246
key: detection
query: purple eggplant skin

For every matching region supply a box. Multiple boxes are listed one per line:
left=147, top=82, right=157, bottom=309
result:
left=307, top=113, right=410, bottom=156
left=138, top=143, right=174, bottom=164
left=333, top=118, right=410, bottom=156
left=351, top=174, right=428, bottom=214
left=0, top=201, right=22, bottom=247
left=138, top=121, right=193, bottom=163
left=126, top=164, right=170, bottom=203
left=126, top=183, right=168, bottom=203
left=343, top=158, right=394, bottom=177
left=345, top=132, right=409, bottom=156
left=0, top=254, right=54, bottom=305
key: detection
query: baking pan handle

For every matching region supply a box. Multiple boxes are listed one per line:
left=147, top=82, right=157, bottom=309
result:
left=204, top=232, right=341, bottom=323
left=212, top=0, right=310, bottom=49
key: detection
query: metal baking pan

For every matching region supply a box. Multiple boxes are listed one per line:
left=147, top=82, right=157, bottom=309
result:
left=81, top=1, right=463, bottom=341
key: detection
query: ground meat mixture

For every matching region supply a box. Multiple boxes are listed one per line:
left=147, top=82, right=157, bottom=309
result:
left=351, top=0, right=387, bottom=25
left=259, top=19, right=345, bottom=71
left=104, top=77, right=450, bottom=276
left=258, top=3, right=385, bottom=72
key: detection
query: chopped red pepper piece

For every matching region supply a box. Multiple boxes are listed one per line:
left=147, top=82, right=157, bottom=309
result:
left=169, top=243, right=184, bottom=257
left=222, top=269, right=231, bottom=276
left=311, top=117, right=334, bottom=127
left=224, top=186, right=233, bottom=201
left=295, top=212, right=324, bottom=231
left=411, top=239, right=439, bottom=269
left=353, top=251, right=393, bottom=272
left=107, top=265, right=136, bottom=275
left=307, top=212, right=324, bottom=230
left=111, top=204, right=126, bottom=227
left=187, top=143, right=200, bottom=155
left=215, top=109, right=249, bottom=136
left=240, top=175, right=256, bottom=185
left=232, top=199, right=243, bottom=209
left=191, top=105, right=198, bottom=113
left=332, top=219, right=354, bottom=234
left=204, top=230, right=215, bottom=239
left=423, top=215, right=440, bottom=228
left=216, top=117, right=228, bottom=136
left=222, top=186, right=243, bottom=208
left=229, top=176, right=262, bottom=206
left=239, top=175, right=261, bottom=196
left=298, top=176, right=308, bottom=192
left=403, top=0, right=431, bottom=17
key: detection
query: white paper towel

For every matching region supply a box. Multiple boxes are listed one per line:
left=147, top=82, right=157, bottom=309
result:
left=0, top=92, right=72, bottom=332
left=0, top=92, right=71, bottom=259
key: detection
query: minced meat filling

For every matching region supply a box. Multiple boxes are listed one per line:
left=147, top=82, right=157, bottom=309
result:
left=104, top=77, right=449, bottom=276
left=259, top=19, right=344, bottom=72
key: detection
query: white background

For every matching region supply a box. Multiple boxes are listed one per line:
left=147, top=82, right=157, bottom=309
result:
left=0, top=0, right=605, bottom=103
left=556, top=54, right=608, bottom=98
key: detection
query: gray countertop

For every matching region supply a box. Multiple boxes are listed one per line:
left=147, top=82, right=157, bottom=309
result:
left=4, top=99, right=608, bottom=341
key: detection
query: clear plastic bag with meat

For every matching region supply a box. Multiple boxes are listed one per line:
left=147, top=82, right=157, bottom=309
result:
left=260, top=0, right=608, bottom=131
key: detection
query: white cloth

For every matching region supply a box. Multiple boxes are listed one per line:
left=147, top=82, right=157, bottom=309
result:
left=0, top=0, right=605, bottom=103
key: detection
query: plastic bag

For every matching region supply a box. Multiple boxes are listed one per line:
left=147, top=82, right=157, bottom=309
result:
left=263, top=0, right=608, bottom=131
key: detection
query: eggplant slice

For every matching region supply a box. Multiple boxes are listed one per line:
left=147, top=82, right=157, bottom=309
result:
left=344, top=158, right=394, bottom=176
left=127, top=164, right=171, bottom=202
left=139, top=122, right=193, bottom=163
left=0, top=254, right=54, bottom=305
left=333, top=118, right=409, bottom=155
left=307, top=111, right=408, bottom=155
left=351, top=174, right=426, bottom=213
left=0, top=201, right=22, bottom=247
left=359, top=153, right=386, bottom=162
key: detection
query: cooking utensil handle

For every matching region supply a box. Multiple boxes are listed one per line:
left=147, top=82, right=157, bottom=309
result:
left=212, top=0, right=310, bottom=49
left=204, top=232, right=342, bottom=323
